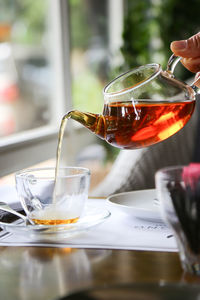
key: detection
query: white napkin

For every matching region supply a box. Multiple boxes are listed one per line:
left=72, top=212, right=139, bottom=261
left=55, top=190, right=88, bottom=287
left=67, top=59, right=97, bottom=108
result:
left=0, top=186, right=177, bottom=252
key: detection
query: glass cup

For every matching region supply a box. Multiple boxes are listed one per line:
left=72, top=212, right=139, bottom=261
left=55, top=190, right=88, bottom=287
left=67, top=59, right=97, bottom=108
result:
left=155, top=165, right=200, bottom=275
left=15, top=167, right=90, bottom=225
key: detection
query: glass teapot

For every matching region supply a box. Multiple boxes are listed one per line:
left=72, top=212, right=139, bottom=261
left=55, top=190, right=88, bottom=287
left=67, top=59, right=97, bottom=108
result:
left=65, top=55, right=197, bottom=149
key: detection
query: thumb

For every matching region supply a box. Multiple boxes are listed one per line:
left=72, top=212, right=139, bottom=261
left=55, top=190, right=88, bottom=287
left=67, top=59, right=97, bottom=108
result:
left=170, top=32, right=200, bottom=58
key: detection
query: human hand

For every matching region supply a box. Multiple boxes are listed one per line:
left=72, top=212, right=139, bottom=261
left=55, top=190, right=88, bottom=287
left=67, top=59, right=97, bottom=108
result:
left=170, top=32, right=200, bottom=88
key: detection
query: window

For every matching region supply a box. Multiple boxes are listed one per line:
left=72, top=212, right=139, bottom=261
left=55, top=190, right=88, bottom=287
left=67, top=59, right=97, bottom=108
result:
left=0, top=0, right=124, bottom=183
left=0, top=0, right=69, bottom=176
left=0, top=0, right=58, bottom=137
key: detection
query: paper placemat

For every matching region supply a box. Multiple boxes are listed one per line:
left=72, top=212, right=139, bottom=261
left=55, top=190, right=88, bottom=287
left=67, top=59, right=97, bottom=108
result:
left=0, top=186, right=178, bottom=252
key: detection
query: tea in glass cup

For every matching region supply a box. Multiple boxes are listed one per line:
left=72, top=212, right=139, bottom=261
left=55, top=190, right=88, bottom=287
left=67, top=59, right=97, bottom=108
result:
left=15, top=167, right=90, bottom=225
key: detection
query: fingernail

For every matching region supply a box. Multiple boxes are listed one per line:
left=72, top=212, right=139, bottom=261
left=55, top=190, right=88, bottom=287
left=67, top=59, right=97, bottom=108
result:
left=171, top=40, right=187, bottom=50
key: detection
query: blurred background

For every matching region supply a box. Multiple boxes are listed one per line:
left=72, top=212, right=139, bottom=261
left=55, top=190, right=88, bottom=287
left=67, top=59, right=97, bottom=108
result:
left=0, top=0, right=200, bottom=191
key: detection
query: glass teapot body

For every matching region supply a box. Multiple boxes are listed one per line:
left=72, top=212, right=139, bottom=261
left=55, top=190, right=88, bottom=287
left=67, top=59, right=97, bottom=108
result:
left=68, top=61, right=196, bottom=149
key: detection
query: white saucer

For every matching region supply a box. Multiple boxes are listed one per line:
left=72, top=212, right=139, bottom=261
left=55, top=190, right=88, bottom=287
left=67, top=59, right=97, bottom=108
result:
left=107, top=189, right=162, bottom=222
left=0, top=206, right=111, bottom=240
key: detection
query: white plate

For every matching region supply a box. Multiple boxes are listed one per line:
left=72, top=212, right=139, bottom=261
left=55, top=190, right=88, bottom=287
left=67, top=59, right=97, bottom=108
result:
left=107, top=189, right=162, bottom=222
left=0, top=206, right=111, bottom=240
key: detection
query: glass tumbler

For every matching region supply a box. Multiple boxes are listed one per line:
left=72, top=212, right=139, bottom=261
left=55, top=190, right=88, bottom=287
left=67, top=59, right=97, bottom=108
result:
left=156, top=165, right=200, bottom=275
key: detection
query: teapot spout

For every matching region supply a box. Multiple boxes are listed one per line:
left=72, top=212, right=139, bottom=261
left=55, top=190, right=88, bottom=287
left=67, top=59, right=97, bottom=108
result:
left=68, top=110, right=105, bottom=140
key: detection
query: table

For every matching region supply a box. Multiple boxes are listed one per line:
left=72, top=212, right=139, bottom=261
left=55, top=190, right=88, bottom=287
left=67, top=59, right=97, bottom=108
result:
left=0, top=246, right=199, bottom=300
left=0, top=189, right=199, bottom=300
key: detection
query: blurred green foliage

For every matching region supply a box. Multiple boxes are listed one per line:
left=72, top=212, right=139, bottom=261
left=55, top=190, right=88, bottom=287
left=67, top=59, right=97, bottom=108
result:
left=158, top=0, right=200, bottom=56
left=121, top=0, right=152, bottom=69
left=158, top=0, right=200, bottom=78
left=121, top=0, right=200, bottom=80
left=69, top=0, right=92, bottom=49
left=72, top=70, right=104, bottom=113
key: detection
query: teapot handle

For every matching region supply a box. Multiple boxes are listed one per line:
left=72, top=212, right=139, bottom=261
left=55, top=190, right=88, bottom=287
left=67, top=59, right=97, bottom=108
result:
left=167, top=54, right=199, bottom=92
left=166, top=54, right=181, bottom=74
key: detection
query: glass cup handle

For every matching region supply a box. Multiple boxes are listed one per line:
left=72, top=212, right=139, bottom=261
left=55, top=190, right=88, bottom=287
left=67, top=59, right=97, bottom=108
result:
left=167, top=54, right=199, bottom=92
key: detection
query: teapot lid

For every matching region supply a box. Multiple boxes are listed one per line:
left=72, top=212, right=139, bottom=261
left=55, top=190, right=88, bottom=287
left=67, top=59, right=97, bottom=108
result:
left=103, top=63, right=161, bottom=99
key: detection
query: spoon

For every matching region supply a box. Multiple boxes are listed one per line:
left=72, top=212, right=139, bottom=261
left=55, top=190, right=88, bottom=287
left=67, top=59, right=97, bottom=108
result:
left=0, top=201, right=33, bottom=225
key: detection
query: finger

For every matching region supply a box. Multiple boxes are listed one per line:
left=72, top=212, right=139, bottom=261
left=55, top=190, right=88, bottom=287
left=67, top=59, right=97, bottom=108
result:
left=181, top=57, right=200, bottom=73
left=170, top=32, right=200, bottom=58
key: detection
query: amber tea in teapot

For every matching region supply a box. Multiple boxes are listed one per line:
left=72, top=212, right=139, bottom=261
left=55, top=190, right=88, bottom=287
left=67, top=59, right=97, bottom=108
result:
left=67, top=100, right=194, bottom=149
left=54, top=55, right=197, bottom=181
left=61, top=56, right=196, bottom=148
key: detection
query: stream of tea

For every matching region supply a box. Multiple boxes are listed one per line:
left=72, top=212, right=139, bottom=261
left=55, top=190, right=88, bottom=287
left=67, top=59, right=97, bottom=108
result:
left=53, top=114, right=70, bottom=203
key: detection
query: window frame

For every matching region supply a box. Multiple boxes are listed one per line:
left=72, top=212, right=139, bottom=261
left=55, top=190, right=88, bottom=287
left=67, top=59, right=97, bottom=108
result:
left=0, top=0, right=72, bottom=177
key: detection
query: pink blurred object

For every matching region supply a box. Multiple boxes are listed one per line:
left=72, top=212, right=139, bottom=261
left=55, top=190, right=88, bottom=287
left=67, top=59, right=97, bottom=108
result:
left=0, top=43, right=18, bottom=136
left=182, top=163, right=200, bottom=189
